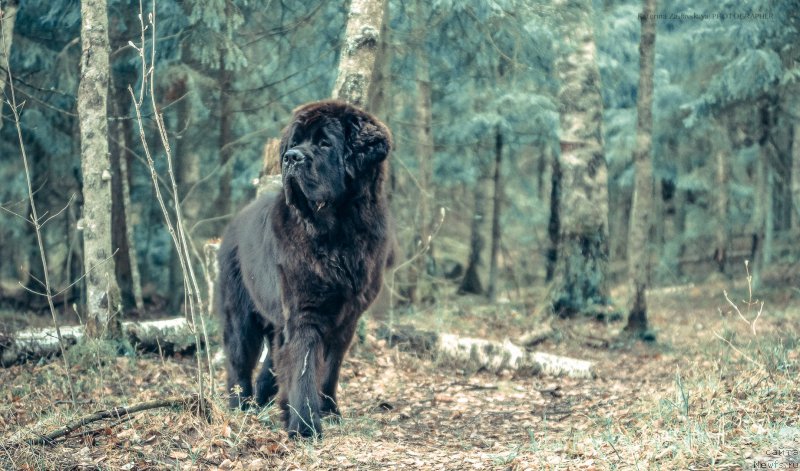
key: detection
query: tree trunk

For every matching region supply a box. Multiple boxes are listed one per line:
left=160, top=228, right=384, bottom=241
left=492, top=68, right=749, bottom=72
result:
left=332, top=0, right=387, bottom=107
left=545, top=152, right=561, bottom=282
left=459, top=154, right=487, bottom=295
left=751, top=147, right=767, bottom=289
left=550, top=0, right=611, bottom=317
left=214, top=61, right=233, bottom=225
left=712, top=140, right=729, bottom=274
left=793, top=122, right=800, bottom=228
left=764, top=166, right=775, bottom=265
left=624, top=0, right=657, bottom=335
left=0, top=0, right=18, bottom=131
left=109, top=76, right=143, bottom=312
left=752, top=101, right=774, bottom=289
left=78, top=0, right=122, bottom=338
left=410, top=40, right=435, bottom=303
left=168, top=75, right=198, bottom=312
left=366, top=0, right=391, bottom=117
left=487, top=128, right=504, bottom=302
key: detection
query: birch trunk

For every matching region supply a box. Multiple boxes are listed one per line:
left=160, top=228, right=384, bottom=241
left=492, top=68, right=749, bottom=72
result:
left=625, top=0, right=657, bottom=334
left=332, top=0, right=387, bottom=107
left=1, top=318, right=197, bottom=366
left=78, top=0, right=122, bottom=338
left=0, top=0, right=17, bottom=131
left=550, top=0, right=612, bottom=317
left=378, top=325, right=594, bottom=379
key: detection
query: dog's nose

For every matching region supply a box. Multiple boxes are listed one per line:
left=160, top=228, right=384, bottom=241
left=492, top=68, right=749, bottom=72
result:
left=283, top=149, right=305, bottom=164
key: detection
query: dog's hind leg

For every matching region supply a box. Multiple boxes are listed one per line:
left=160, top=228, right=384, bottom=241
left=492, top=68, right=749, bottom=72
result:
left=219, top=253, right=263, bottom=410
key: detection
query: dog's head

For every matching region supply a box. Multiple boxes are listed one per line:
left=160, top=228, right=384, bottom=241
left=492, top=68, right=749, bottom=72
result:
left=279, top=100, right=392, bottom=221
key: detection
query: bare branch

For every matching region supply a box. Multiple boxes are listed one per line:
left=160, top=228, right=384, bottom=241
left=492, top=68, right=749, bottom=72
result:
left=1, top=15, right=76, bottom=403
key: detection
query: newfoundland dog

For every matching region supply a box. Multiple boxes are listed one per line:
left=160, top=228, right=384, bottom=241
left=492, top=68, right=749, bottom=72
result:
left=217, top=100, right=393, bottom=438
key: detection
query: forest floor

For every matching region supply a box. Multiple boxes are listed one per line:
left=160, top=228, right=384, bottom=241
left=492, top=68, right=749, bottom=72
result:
left=1, top=277, right=798, bottom=470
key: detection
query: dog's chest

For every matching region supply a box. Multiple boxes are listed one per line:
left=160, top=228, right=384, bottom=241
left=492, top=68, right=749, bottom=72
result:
left=308, top=244, right=366, bottom=294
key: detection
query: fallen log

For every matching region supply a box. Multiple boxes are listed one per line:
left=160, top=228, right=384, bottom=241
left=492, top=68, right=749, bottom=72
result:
left=0, top=317, right=196, bottom=366
left=377, top=324, right=594, bottom=379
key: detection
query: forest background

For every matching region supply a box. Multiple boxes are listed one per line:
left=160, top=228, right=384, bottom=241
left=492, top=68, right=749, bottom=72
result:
left=0, top=0, right=798, bottom=469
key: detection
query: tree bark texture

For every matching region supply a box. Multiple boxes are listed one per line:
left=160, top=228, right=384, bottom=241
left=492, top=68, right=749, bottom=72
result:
left=0, top=0, right=18, bottom=131
left=487, top=128, right=504, bottom=302
left=550, top=0, right=611, bottom=317
left=332, top=0, right=387, bottom=107
left=625, top=0, right=657, bottom=334
left=78, top=0, right=122, bottom=338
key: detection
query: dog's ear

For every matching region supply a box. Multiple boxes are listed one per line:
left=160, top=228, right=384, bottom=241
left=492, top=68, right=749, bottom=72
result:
left=344, top=112, right=392, bottom=178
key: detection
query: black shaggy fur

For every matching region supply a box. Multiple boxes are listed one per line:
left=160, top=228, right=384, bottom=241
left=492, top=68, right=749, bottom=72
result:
left=217, top=100, right=393, bottom=438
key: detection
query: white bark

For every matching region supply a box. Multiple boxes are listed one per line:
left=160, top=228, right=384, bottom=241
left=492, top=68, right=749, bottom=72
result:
left=332, top=0, right=387, bottom=106
left=436, top=333, right=594, bottom=379
left=380, top=326, right=594, bottom=379
left=1, top=318, right=195, bottom=366
left=78, top=0, right=121, bottom=336
left=549, top=0, right=611, bottom=316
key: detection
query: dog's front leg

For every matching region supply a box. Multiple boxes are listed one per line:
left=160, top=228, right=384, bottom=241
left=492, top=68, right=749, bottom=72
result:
left=277, top=317, right=323, bottom=438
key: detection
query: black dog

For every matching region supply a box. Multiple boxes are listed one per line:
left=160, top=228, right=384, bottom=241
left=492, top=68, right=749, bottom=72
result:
left=217, top=100, right=393, bottom=438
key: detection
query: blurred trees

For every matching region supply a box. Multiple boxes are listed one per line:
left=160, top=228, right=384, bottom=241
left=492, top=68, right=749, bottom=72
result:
left=0, top=0, right=798, bottom=319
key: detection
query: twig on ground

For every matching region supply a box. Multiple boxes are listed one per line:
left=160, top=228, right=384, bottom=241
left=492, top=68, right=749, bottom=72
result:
left=19, top=395, right=205, bottom=446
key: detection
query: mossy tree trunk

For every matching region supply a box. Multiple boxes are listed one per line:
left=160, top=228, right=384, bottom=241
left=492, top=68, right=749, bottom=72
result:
left=624, top=0, right=657, bottom=335
left=550, top=0, right=611, bottom=317
left=78, top=0, right=122, bottom=338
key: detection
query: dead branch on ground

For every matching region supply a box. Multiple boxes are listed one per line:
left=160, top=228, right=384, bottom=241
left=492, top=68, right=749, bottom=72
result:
left=11, top=395, right=207, bottom=446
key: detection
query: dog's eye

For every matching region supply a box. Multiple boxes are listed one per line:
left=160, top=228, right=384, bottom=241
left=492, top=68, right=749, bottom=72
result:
left=319, top=139, right=331, bottom=148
